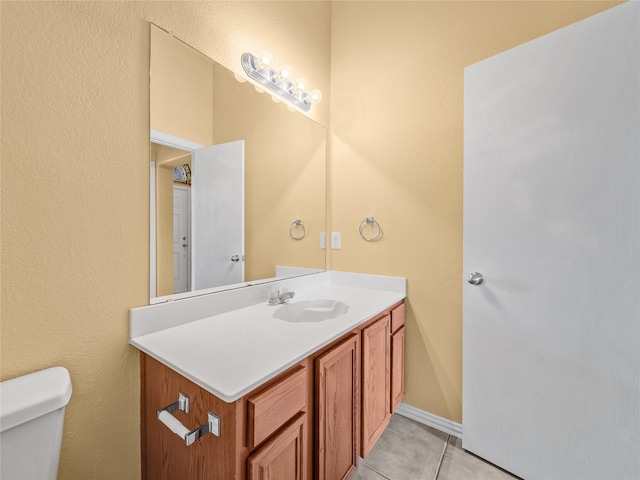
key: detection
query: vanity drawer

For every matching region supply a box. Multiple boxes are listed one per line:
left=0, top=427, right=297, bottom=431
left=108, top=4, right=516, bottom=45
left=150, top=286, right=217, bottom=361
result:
left=390, top=303, right=405, bottom=334
left=247, top=365, right=307, bottom=450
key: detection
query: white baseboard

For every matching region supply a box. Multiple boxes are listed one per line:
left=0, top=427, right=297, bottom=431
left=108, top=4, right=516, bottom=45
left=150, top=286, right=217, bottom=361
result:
left=395, top=403, right=463, bottom=439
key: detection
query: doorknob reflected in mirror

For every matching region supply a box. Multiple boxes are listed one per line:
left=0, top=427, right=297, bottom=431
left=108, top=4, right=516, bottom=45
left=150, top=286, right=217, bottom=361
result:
left=467, top=272, right=484, bottom=285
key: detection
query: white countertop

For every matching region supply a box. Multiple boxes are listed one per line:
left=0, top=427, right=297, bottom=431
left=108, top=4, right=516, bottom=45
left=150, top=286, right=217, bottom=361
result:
left=130, top=274, right=405, bottom=403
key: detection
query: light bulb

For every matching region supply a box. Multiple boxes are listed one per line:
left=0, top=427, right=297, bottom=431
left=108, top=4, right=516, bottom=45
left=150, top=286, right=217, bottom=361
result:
left=278, top=65, right=292, bottom=81
left=254, top=85, right=264, bottom=94
left=295, top=77, right=308, bottom=92
left=234, top=73, right=247, bottom=84
left=309, top=89, right=322, bottom=103
left=258, top=51, right=273, bottom=69
left=271, top=95, right=282, bottom=104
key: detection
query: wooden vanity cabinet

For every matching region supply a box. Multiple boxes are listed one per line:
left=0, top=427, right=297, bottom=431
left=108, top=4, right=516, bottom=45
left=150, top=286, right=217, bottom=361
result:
left=140, top=354, right=311, bottom=480
left=140, top=300, right=405, bottom=480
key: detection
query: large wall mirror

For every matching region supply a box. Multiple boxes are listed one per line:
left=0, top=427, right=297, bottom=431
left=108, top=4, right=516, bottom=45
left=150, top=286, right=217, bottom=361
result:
left=150, top=24, right=326, bottom=302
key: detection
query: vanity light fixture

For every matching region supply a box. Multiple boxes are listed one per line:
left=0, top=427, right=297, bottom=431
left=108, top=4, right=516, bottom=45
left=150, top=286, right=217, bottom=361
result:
left=241, top=52, right=321, bottom=112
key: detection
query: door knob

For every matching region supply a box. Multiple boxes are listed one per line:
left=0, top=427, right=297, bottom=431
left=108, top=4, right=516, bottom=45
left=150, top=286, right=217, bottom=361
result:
left=182, top=243, right=188, bottom=248
left=467, top=272, right=484, bottom=285
left=230, top=255, right=240, bottom=262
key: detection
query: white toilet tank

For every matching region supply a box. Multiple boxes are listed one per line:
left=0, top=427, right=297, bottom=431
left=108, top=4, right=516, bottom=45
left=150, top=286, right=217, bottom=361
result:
left=0, top=367, right=72, bottom=480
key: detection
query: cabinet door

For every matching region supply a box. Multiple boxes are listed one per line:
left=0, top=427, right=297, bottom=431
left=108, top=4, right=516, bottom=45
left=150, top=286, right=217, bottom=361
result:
left=390, top=326, right=406, bottom=413
left=247, top=413, right=307, bottom=480
left=390, top=302, right=405, bottom=334
left=361, top=314, right=391, bottom=457
left=316, top=334, right=360, bottom=480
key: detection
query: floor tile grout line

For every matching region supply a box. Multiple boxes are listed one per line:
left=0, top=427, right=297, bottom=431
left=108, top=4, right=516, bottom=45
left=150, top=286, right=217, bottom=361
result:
left=385, top=422, right=454, bottom=458
left=442, top=451, right=521, bottom=480
left=361, top=463, right=392, bottom=480
left=432, top=434, right=450, bottom=480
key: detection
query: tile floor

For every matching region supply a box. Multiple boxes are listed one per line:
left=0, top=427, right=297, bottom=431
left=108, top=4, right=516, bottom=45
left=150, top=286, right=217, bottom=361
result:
left=354, top=414, right=520, bottom=480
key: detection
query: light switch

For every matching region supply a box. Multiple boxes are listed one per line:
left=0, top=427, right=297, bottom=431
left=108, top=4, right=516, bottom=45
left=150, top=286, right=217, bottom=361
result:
left=331, top=232, right=341, bottom=250
left=320, top=232, right=326, bottom=249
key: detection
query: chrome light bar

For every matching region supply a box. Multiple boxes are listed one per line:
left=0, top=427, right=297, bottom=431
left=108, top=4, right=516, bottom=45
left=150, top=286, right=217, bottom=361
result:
left=241, top=52, right=312, bottom=112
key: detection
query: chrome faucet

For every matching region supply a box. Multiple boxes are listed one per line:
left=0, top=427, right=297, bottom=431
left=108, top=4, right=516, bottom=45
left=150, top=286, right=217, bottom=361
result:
left=268, top=290, right=295, bottom=306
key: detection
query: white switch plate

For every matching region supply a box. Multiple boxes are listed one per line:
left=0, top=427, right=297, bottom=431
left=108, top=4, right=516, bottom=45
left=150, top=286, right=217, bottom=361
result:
left=331, top=232, right=341, bottom=250
left=320, top=232, right=326, bottom=249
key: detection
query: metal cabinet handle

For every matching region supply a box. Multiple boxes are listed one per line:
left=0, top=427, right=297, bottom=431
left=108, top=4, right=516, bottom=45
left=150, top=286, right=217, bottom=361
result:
left=467, top=272, right=484, bottom=285
left=230, top=255, right=240, bottom=262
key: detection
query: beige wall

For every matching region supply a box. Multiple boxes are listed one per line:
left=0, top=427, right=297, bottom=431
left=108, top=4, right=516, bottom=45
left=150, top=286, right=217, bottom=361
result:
left=0, top=2, right=331, bottom=479
left=329, top=0, right=621, bottom=423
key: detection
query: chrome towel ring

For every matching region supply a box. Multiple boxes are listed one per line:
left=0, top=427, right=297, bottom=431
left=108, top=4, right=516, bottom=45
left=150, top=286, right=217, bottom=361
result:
left=289, top=220, right=306, bottom=240
left=359, top=217, right=382, bottom=241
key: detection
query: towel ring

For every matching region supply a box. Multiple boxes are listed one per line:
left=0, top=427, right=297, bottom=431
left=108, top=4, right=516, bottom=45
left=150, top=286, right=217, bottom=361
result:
left=289, top=220, right=305, bottom=240
left=359, top=217, right=382, bottom=242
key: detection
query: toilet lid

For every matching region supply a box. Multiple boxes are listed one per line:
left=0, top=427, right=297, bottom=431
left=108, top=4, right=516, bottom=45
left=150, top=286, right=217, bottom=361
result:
left=0, top=367, right=72, bottom=432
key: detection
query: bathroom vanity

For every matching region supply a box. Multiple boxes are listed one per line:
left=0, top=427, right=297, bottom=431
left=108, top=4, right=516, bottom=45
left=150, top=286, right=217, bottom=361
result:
left=130, top=272, right=406, bottom=480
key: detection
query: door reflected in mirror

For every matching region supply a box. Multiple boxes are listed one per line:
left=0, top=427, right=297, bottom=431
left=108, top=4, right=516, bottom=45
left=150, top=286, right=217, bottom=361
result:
left=150, top=24, right=326, bottom=302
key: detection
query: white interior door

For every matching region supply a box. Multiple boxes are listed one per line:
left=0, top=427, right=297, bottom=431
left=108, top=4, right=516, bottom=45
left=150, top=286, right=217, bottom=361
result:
left=463, top=3, right=639, bottom=480
left=173, top=186, right=190, bottom=294
left=192, top=140, right=244, bottom=290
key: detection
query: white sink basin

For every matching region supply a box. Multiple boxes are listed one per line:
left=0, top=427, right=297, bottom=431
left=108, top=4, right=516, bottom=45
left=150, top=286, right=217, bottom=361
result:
left=273, top=299, right=349, bottom=323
